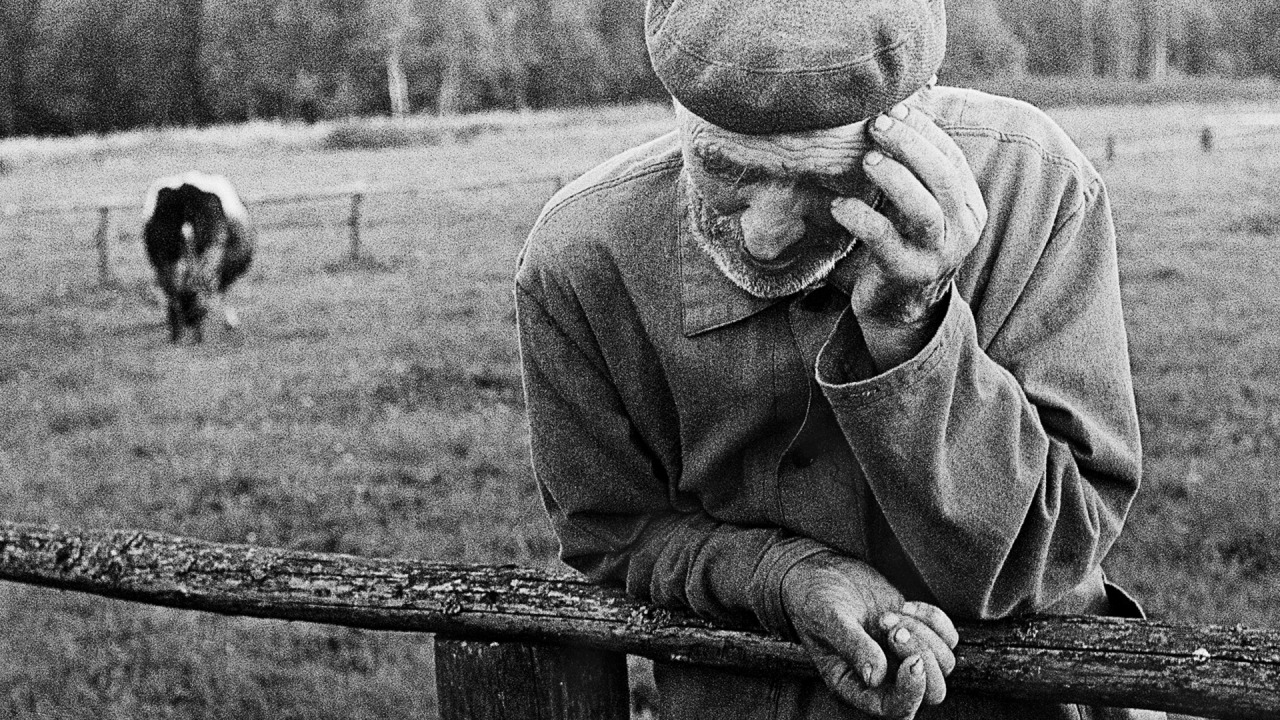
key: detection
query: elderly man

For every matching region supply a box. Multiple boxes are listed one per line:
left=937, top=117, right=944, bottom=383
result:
left=515, top=0, right=1148, bottom=717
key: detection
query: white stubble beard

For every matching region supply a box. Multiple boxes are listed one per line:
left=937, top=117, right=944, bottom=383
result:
left=683, top=175, right=858, bottom=300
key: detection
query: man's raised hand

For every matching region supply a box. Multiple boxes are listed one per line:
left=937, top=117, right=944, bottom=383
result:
left=829, top=101, right=986, bottom=329
left=781, top=552, right=958, bottom=719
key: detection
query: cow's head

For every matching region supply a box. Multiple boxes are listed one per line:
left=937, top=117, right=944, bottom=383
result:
left=152, top=185, right=231, bottom=344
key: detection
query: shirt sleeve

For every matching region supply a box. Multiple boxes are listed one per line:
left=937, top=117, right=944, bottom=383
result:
left=815, top=176, right=1142, bottom=620
left=515, top=274, right=830, bottom=639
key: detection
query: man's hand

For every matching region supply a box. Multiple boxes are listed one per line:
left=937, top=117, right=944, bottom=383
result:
left=828, top=102, right=987, bottom=369
left=781, top=552, right=958, bottom=719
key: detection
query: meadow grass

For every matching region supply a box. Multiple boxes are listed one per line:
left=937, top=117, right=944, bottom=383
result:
left=1, top=98, right=1279, bottom=718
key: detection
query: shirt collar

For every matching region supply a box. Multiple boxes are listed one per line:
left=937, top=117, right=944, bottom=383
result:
left=676, top=176, right=786, bottom=337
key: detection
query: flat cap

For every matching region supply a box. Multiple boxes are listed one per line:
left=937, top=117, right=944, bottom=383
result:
left=646, top=0, right=947, bottom=134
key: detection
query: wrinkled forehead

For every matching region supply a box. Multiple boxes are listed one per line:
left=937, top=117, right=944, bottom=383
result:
left=675, top=100, right=873, bottom=176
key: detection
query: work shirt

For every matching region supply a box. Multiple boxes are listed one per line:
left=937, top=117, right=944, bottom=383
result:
left=515, top=86, right=1147, bottom=719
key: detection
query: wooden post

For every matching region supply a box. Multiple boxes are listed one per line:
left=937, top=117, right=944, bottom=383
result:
left=94, top=207, right=111, bottom=285
left=348, top=192, right=363, bottom=260
left=1106, top=135, right=1117, bottom=164
left=1201, top=127, right=1214, bottom=153
left=434, top=638, right=630, bottom=720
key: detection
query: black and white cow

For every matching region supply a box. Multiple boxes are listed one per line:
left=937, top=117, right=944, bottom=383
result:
left=142, top=171, right=255, bottom=343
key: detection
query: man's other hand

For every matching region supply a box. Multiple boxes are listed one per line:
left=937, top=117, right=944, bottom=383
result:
left=781, top=552, right=958, bottom=718
left=828, top=101, right=987, bottom=370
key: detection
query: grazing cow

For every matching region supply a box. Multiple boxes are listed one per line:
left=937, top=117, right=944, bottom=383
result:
left=142, top=171, right=254, bottom=343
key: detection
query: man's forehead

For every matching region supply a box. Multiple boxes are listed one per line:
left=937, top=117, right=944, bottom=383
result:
left=677, top=103, right=872, bottom=175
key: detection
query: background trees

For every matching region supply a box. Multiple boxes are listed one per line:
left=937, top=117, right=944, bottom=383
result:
left=0, top=0, right=1276, bottom=139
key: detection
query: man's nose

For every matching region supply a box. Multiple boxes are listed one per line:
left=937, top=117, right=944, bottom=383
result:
left=740, top=183, right=810, bottom=262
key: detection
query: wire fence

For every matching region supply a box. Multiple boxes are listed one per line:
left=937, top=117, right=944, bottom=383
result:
left=0, top=172, right=569, bottom=300
left=1075, top=119, right=1280, bottom=163
left=3, top=120, right=1280, bottom=300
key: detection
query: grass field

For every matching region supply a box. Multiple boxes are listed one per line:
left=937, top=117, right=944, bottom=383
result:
left=2, top=95, right=1279, bottom=718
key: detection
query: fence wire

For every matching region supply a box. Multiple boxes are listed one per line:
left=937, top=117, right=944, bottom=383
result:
left=0, top=174, right=564, bottom=301
left=4, top=121, right=1280, bottom=300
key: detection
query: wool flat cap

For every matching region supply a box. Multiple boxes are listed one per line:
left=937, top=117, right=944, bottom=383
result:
left=646, top=0, right=947, bottom=134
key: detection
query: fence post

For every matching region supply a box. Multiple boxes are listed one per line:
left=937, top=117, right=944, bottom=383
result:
left=1201, top=127, right=1214, bottom=153
left=1106, top=135, right=1116, bottom=164
left=348, top=192, right=363, bottom=260
left=434, top=638, right=630, bottom=720
left=94, top=206, right=112, bottom=285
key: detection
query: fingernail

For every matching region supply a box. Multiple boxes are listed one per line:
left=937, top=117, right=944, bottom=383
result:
left=889, top=104, right=909, bottom=120
left=864, top=150, right=883, bottom=166
left=873, top=115, right=893, bottom=132
left=861, top=663, right=875, bottom=686
left=909, top=656, right=924, bottom=674
left=902, top=601, right=919, bottom=614
left=881, top=612, right=901, bottom=629
left=894, top=627, right=912, bottom=645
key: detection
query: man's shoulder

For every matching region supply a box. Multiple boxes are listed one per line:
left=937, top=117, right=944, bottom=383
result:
left=520, top=131, right=683, bottom=280
left=928, top=85, right=1095, bottom=178
left=532, top=131, right=683, bottom=239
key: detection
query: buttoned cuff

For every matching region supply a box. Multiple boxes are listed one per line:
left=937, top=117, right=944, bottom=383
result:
left=815, top=287, right=965, bottom=406
left=749, top=536, right=834, bottom=641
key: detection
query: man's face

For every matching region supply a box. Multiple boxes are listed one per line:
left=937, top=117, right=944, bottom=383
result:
left=679, top=104, right=879, bottom=298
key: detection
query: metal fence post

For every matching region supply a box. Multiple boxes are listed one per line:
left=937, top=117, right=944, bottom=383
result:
left=434, top=638, right=630, bottom=720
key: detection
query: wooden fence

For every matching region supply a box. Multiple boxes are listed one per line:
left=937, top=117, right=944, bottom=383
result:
left=2, top=521, right=1278, bottom=719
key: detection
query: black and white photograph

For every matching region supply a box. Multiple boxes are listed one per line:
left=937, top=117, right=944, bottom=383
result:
left=1, top=1, right=1277, bottom=718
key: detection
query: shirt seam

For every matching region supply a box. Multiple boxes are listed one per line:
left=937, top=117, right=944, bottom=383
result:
left=533, top=156, right=683, bottom=233
left=940, top=124, right=1090, bottom=177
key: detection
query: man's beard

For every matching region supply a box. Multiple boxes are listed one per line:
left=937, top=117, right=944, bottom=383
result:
left=685, top=179, right=858, bottom=300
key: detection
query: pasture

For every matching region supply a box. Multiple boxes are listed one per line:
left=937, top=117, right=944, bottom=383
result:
left=1, top=97, right=1278, bottom=718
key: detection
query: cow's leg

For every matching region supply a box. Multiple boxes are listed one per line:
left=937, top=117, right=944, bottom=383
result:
left=208, top=292, right=241, bottom=329
left=167, top=301, right=182, bottom=343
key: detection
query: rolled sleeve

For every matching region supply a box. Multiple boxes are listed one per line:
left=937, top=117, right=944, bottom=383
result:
left=517, top=265, right=831, bottom=638
left=812, top=180, right=1141, bottom=620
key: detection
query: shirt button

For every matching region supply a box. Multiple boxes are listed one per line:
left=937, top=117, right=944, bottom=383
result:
left=787, top=452, right=813, bottom=470
left=800, top=287, right=836, bottom=312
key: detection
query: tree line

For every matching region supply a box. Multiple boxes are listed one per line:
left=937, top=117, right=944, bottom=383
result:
left=2, top=0, right=1279, bottom=139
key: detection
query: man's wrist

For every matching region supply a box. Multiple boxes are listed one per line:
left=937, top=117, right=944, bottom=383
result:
left=756, top=538, right=836, bottom=641
left=858, top=300, right=945, bottom=372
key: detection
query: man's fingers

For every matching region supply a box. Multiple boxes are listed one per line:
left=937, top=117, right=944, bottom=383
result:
left=831, top=195, right=899, bottom=248
left=893, top=102, right=968, bottom=173
left=902, top=601, right=959, bottom=649
left=868, top=104, right=987, bottom=231
left=821, top=652, right=928, bottom=720
left=919, top=650, right=948, bottom=706
left=861, top=150, right=944, bottom=245
left=884, top=654, right=929, bottom=719
left=814, top=655, right=869, bottom=704
left=830, top=197, right=947, bottom=292
left=867, top=109, right=960, bottom=203
left=881, top=613, right=956, bottom=676
left=817, top=614, right=891, bottom=688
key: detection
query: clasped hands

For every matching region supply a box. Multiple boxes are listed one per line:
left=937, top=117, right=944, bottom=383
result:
left=781, top=553, right=958, bottom=719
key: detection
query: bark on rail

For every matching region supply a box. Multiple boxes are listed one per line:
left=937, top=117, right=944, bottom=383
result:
left=2, top=521, right=1278, bottom=719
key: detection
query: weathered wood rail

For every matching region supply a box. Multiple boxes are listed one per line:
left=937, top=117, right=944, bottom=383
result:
left=2, top=521, right=1278, bottom=719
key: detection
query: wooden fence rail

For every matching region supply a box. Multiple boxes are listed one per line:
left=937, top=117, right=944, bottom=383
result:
left=2, top=520, right=1278, bottom=719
